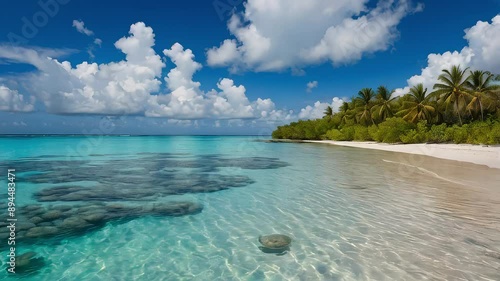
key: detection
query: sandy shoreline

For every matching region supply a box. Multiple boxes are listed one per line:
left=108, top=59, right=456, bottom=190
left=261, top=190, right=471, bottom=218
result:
left=304, top=141, right=500, bottom=169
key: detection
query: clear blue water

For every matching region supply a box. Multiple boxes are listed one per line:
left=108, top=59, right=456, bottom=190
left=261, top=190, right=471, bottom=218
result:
left=0, top=136, right=500, bottom=280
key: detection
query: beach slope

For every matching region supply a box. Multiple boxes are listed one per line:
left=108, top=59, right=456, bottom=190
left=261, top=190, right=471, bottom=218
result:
left=305, top=141, right=500, bottom=169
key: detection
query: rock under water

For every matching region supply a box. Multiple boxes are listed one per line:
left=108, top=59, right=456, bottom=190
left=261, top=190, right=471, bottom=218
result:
left=258, top=234, right=292, bottom=255
left=259, top=234, right=292, bottom=249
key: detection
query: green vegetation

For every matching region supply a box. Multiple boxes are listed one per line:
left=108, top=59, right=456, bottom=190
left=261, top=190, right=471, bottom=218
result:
left=272, top=66, right=500, bottom=144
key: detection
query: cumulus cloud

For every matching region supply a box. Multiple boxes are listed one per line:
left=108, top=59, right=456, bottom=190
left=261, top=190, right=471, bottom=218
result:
left=41, top=22, right=164, bottom=114
left=0, top=22, right=291, bottom=122
left=163, top=43, right=202, bottom=92
left=206, top=39, right=239, bottom=67
left=146, top=43, right=286, bottom=120
left=0, top=85, right=35, bottom=112
left=207, top=0, right=422, bottom=72
left=464, top=15, right=500, bottom=73
left=1, top=23, right=170, bottom=115
left=306, top=81, right=318, bottom=93
left=394, top=15, right=500, bottom=97
left=72, top=20, right=94, bottom=36
left=298, top=97, right=345, bottom=120
left=0, top=30, right=347, bottom=124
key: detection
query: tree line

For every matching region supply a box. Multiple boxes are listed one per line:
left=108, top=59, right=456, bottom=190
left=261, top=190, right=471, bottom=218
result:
left=272, top=65, right=500, bottom=144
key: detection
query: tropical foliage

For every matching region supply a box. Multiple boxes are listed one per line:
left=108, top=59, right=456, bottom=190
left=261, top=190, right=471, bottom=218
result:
left=354, top=88, right=376, bottom=125
left=398, top=84, right=436, bottom=123
left=373, top=86, right=396, bottom=121
left=272, top=66, right=500, bottom=144
left=465, top=70, right=499, bottom=121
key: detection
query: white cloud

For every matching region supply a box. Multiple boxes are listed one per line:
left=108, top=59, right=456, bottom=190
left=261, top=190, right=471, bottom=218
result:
left=298, top=97, right=345, bottom=120
left=209, top=78, right=255, bottom=118
left=306, top=81, right=318, bottom=93
left=206, top=39, right=239, bottom=67
left=72, top=20, right=94, bottom=36
left=394, top=15, right=500, bottom=96
left=207, top=0, right=421, bottom=72
left=1, top=22, right=165, bottom=115
left=0, top=32, right=335, bottom=124
left=146, top=43, right=276, bottom=120
left=0, top=85, right=35, bottom=112
left=303, top=0, right=418, bottom=66
left=0, top=22, right=287, bottom=122
left=163, top=43, right=202, bottom=92
left=465, top=15, right=500, bottom=73
left=46, top=22, right=164, bottom=114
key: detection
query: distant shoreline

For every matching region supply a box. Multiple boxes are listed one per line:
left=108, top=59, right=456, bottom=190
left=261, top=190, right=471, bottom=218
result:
left=303, top=140, right=500, bottom=169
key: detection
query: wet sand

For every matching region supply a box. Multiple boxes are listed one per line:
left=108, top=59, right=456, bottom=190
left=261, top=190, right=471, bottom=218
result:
left=305, top=141, right=500, bottom=169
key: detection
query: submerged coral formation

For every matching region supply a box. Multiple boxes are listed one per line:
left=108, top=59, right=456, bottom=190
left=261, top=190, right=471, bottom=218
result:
left=1, top=201, right=202, bottom=244
left=0, top=153, right=289, bottom=252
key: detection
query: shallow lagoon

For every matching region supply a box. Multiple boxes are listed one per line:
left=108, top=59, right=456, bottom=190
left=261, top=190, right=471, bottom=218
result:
left=0, top=136, right=499, bottom=280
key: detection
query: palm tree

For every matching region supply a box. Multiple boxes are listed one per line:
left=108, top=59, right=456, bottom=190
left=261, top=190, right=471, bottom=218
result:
left=323, top=106, right=333, bottom=119
left=431, top=65, right=472, bottom=125
left=398, top=84, right=436, bottom=123
left=373, top=86, right=396, bottom=122
left=465, top=70, right=500, bottom=120
left=354, top=88, right=375, bottom=125
left=338, top=101, right=350, bottom=125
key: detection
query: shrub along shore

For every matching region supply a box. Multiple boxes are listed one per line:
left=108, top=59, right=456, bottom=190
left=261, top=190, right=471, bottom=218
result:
left=273, top=66, right=500, bottom=145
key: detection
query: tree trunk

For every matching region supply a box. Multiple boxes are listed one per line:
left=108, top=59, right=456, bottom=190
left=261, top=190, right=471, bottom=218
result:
left=455, top=100, right=463, bottom=126
left=479, top=99, right=484, bottom=121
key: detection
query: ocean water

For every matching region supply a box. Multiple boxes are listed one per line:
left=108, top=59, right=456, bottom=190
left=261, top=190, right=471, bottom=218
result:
left=0, top=136, right=499, bottom=281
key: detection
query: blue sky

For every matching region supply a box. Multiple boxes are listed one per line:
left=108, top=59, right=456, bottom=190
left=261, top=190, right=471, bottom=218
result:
left=0, top=0, right=499, bottom=134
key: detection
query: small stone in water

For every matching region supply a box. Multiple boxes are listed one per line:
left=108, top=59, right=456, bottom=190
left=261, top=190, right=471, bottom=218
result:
left=259, top=234, right=292, bottom=249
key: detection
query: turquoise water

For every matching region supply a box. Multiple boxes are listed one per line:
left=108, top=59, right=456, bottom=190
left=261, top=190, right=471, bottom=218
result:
left=0, top=136, right=500, bottom=280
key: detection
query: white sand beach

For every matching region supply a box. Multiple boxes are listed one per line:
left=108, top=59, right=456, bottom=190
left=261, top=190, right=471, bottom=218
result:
left=306, top=141, right=500, bottom=169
